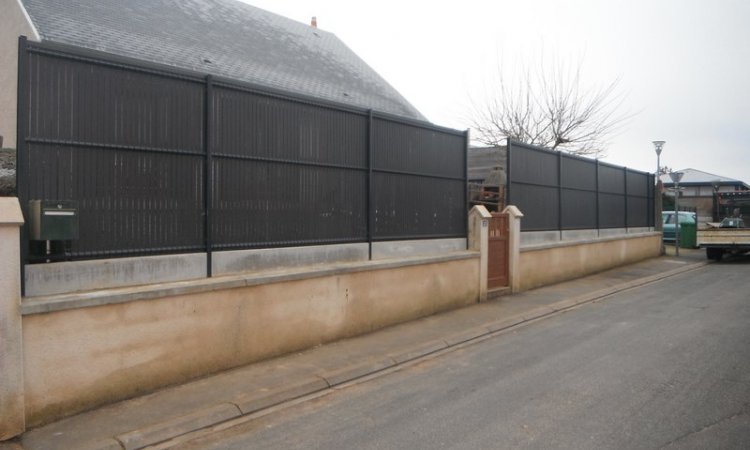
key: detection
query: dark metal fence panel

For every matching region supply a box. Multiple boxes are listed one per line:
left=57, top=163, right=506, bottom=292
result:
left=507, top=140, right=654, bottom=231
left=211, top=86, right=368, bottom=168
left=372, top=173, right=465, bottom=239
left=210, top=159, right=367, bottom=248
left=372, top=118, right=466, bottom=178
left=626, top=169, right=651, bottom=227
left=371, top=118, right=467, bottom=239
left=507, top=142, right=560, bottom=231
left=561, top=190, right=598, bottom=229
left=598, top=193, right=627, bottom=228
left=561, top=154, right=597, bottom=191
left=560, top=154, right=598, bottom=229
left=25, top=48, right=206, bottom=258
left=509, top=142, right=559, bottom=186
left=512, top=183, right=559, bottom=231
left=597, top=163, right=626, bottom=228
left=27, top=51, right=204, bottom=152
left=209, top=85, right=369, bottom=248
left=598, top=163, right=626, bottom=194
left=19, top=40, right=467, bottom=264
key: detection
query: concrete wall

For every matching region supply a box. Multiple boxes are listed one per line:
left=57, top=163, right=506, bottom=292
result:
left=517, top=232, right=661, bottom=291
left=25, top=239, right=469, bottom=297
left=21, top=254, right=479, bottom=426
left=0, top=0, right=39, bottom=149
left=521, top=227, right=655, bottom=246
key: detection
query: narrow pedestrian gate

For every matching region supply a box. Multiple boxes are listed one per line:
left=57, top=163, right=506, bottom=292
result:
left=487, top=212, right=509, bottom=289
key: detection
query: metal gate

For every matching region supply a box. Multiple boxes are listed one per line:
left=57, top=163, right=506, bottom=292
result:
left=488, top=212, right=509, bottom=289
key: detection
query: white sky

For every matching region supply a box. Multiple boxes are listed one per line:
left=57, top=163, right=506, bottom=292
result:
left=242, top=0, right=750, bottom=181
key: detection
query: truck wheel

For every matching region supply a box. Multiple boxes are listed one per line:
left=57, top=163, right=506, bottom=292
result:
left=706, top=248, right=723, bottom=261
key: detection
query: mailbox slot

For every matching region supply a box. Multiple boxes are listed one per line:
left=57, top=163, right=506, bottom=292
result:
left=29, top=200, right=79, bottom=241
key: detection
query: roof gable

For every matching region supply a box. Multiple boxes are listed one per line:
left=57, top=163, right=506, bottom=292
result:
left=19, top=0, right=425, bottom=120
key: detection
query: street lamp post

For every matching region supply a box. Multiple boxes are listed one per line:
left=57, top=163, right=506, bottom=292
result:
left=669, top=171, right=684, bottom=256
left=653, top=141, right=665, bottom=255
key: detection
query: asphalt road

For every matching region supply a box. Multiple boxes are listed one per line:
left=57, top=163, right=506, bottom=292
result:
left=180, top=257, right=750, bottom=450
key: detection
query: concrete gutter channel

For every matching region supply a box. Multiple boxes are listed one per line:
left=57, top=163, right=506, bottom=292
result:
left=12, top=256, right=708, bottom=450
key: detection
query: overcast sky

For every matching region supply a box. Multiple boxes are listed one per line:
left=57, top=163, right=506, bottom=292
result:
left=242, top=0, right=749, bottom=181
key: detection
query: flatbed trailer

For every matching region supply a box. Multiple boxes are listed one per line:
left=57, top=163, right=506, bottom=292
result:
left=697, top=218, right=750, bottom=260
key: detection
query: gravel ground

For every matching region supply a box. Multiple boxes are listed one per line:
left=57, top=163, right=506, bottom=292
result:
left=0, top=149, right=16, bottom=196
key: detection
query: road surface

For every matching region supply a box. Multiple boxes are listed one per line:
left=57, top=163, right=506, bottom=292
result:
left=179, top=257, right=750, bottom=449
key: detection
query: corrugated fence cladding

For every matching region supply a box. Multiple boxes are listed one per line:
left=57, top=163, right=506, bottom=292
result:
left=507, top=140, right=654, bottom=232
left=17, top=38, right=468, bottom=265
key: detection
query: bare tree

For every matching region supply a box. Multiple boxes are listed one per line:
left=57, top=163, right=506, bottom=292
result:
left=469, top=58, right=631, bottom=158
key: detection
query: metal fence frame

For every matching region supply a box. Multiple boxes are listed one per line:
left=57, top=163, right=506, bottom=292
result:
left=16, top=37, right=468, bottom=285
left=506, top=140, right=654, bottom=232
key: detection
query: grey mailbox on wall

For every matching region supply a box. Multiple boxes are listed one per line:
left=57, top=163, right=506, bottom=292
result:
left=29, top=200, right=79, bottom=241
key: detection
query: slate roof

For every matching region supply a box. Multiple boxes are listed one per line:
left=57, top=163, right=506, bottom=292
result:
left=19, top=0, right=425, bottom=120
left=660, top=168, right=749, bottom=188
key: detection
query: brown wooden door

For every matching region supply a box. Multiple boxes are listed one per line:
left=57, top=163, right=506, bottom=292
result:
left=488, top=213, right=509, bottom=289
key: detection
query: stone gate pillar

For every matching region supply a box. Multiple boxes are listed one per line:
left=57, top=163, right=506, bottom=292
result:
left=0, top=197, right=24, bottom=440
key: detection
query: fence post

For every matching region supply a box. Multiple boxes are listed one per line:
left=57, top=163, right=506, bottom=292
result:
left=557, top=150, right=563, bottom=239
left=595, top=159, right=600, bottom=235
left=367, top=110, right=374, bottom=260
left=204, top=75, right=213, bottom=277
left=468, top=205, right=491, bottom=302
left=17, top=36, right=28, bottom=295
left=623, top=166, right=629, bottom=232
left=0, top=198, right=25, bottom=440
left=505, top=139, right=512, bottom=208
left=502, top=205, right=524, bottom=293
left=463, top=129, right=470, bottom=245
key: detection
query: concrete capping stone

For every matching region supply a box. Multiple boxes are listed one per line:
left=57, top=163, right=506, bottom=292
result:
left=597, top=227, right=628, bottom=237
left=370, top=238, right=467, bottom=259
left=212, top=243, right=369, bottom=276
left=520, top=231, right=660, bottom=253
left=0, top=197, right=24, bottom=224
left=560, top=229, right=599, bottom=241
left=115, top=403, right=241, bottom=450
left=24, top=239, right=470, bottom=298
left=520, top=230, right=561, bottom=246
left=21, top=251, right=479, bottom=315
left=25, top=253, right=207, bottom=297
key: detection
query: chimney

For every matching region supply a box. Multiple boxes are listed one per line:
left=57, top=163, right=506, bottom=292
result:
left=311, top=16, right=317, bottom=28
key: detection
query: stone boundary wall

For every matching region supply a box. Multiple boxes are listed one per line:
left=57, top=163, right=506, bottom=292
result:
left=518, top=232, right=661, bottom=291
left=21, top=252, right=480, bottom=427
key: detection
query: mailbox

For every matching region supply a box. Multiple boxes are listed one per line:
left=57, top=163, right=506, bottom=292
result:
left=29, top=200, right=79, bottom=241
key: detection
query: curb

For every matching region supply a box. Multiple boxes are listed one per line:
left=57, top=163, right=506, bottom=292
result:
left=85, top=261, right=709, bottom=449
left=115, top=403, right=242, bottom=450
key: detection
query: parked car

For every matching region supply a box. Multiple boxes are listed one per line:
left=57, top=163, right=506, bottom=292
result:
left=662, top=211, right=696, bottom=242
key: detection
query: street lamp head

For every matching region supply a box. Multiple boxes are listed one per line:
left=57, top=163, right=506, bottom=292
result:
left=652, top=140, right=665, bottom=156
left=712, top=179, right=721, bottom=192
left=669, top=171, right=684, bottom=183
